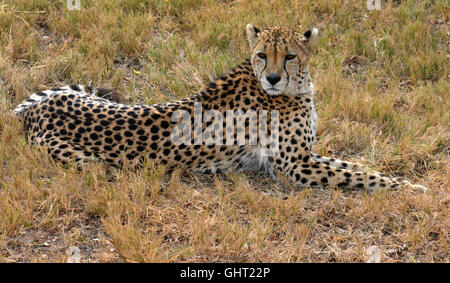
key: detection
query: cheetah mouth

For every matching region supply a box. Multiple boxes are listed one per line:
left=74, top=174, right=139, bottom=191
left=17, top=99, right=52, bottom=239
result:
left=265, top=87, right=282, bottom=95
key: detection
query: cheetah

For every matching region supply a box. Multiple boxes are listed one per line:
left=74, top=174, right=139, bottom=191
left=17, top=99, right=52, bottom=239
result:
left=13, top=24, right=427, bottom=192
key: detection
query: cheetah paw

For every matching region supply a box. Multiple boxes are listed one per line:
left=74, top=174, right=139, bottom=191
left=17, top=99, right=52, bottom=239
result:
left=401, top=180, right=428, bottom=193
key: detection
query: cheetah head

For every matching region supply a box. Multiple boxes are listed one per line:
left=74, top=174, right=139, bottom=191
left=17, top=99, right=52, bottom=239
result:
left=246, top=24, right=319, bottom=96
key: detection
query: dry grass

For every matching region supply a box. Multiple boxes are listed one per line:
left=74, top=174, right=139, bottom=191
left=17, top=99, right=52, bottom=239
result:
left=0, top=0, right=448, bottom=262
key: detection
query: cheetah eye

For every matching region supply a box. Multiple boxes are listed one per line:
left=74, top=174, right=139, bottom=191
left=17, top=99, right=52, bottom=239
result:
left=257, top=52, right=267, bottom=59
left=285, top=54, right=297, bottom=61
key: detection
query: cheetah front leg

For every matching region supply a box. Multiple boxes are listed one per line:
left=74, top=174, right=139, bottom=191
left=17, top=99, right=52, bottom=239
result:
left=311, top=153, right=366, bottom=172
left=276, top=153, right=427, bottom=192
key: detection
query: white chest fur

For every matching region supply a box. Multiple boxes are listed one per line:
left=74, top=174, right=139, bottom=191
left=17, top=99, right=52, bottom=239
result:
left=295, top=70, right=317, bottom=145
left=238, top=70, right=318, bottom=175
left=308, top=95, right=318, bottom=144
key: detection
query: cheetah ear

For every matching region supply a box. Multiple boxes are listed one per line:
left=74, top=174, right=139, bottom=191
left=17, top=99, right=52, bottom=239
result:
left=303, top=28, right=319, bottom=48
left=246, top=23, right=261, bottom=50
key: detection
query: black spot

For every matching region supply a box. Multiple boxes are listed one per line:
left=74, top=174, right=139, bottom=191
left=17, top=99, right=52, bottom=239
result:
left=151, top=126, right=159, bottom=133
left=161, top=121, right=169, bottom=129
left=70, top=85, right=81, bottom=91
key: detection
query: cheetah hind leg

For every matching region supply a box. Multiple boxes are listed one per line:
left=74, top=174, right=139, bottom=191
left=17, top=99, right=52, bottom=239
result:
left=33, top=135, right=96, bottom=167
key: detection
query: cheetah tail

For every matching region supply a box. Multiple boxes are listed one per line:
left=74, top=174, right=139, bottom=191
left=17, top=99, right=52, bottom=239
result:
left=12, top=89, right=56, bottom=116
left=13, top=84, right=123, bottom=116
left=12, top=84, right=86, bottom=116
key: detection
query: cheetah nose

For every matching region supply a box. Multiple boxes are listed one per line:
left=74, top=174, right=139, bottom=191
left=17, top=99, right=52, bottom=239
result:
left=266, top=73, right=281, bottom=85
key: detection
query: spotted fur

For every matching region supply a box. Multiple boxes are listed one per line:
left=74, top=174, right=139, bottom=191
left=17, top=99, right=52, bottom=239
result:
left=13, top=25, right=427, bottom=192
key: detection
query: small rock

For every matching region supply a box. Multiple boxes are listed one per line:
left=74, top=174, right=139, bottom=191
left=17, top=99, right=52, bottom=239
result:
left=366, top=245, right=381, bottom=263
left=67, top=246, right=81, bottom=263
